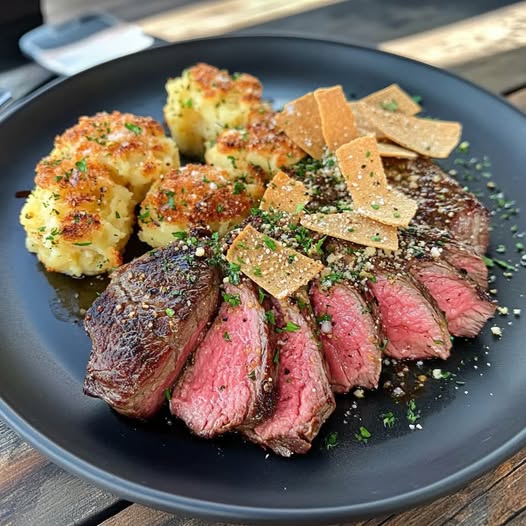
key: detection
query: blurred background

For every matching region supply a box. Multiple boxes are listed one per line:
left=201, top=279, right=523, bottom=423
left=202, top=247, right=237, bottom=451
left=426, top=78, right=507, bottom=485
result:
left=1, top=0, right=524, bottom=89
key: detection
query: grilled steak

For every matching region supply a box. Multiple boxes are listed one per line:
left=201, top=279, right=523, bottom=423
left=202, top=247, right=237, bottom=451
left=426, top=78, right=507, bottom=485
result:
left=409, top=259, right=495, bottom=337
left=170, top=280, right=276, bottom=437
left=244, top=295, right=335, bottom=456
left=83, top=244, right=221, bottom=419
left=400, top=226, right=488, bottom=289
left=385, top=157, right=490, bottom=253
left=310, top=280, right=382, bottom=392
left=368, top=265, right=452, bottom=360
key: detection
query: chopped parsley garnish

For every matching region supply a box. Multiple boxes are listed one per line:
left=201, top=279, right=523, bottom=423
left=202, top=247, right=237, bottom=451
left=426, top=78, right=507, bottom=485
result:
left=379, top=338, right=389, bottom=351
left=371, top=234, right=382, bottom=242
left=265, top=310, right=276, bottom=325
left=406, top=399, right=421, bottom=424
left=253, top=265, right=262, bottom=277
left=281, top=321, right=300, bottom=332
left=227, top=155, right=238, bottom=169
left=185, top=98, right=193, bottom=108
left=115, top=211, right=120, bottom=219
left=164, top=388, right=171, bottom=402
left=257, top=287, right=266, bottom=304
left=355, top=426, right=371, bottom=444
left=324, top=431, right=338, bottom=450
left=172, top=231, right=188, bottom=240
left=317, top=313, right=332, bottom=323
left=124, top=122, right=142, bottom=134
left=222, top=292, right=241, bottom=307
left=216, top=204, right=224, bottom=213
left=223, top=331, right=231, bottom=342
left=165, top=308, right=175, bottom=317
left=226, top=262, right=241, bottom=285
left=263, top=236, right=276, bottom=251
left=482, top=256, right=494, bottom=268
left=232, top=181, right=246, bottom=195
left=75, top=159, right=87, bottom=173
left=371, top=203, right=380, bottom=210
left=138, top=209, right=150, bottom=222
left=73, top=242, right=92, bottom=246
left=381, top=100, right=398, bottom=112
left=411, top=94, right=422, bottom=104
left=273, top=349, right=280, bottom=365
left=381, top=411, right=396, bottom=428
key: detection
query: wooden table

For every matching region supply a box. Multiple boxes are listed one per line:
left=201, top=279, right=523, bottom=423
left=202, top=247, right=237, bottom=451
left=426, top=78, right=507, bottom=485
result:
left=1, top=1, right=525, bottom=524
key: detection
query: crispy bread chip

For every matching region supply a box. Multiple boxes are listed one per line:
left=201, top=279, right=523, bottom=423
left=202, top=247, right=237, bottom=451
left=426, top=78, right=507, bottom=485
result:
left=349, top=101, right=387, bottom=139
left=357, top=102, right=461, bottom=158
left=301, top=212, right=399, bottom=251
left=260, top=170, right=310, bottom=214
left=361, top=84, right=421, bottom=116
left=275, top=93, right=325, bottom=159
left=227, top=225, right=324, bottom=299
left=377, top=141, right=418, bottom=159
left=314, top=86, right=358, bottom=152
left=336, top=137, right=417, bottom=227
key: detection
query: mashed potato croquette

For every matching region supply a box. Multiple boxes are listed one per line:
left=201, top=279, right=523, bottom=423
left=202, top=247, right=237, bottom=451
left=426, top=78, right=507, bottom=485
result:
left=164, top=63, right=263, bottom=158
left=205, top=107, right=305, bottom=181
left=52, top=111, right=180, bottom=202
left=20, top=156, right=135, bottom=276
left=138, top=164, right=263, bottom=247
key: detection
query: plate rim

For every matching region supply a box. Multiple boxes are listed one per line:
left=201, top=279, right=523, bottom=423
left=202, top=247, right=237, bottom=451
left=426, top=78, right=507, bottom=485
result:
left=1, top=34, right=525, bottom=524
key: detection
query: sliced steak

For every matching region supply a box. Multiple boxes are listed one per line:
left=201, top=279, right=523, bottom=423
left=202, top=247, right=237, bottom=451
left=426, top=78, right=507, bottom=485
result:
left=310, top=280, right=382, bottom=392
left=409, top=259, right=496, bottom=338
left=385, top=157, right=490, bottom=253
left=244, top=295, right=335, bottom=456
left=400, top=227, right=488, bottom=289
left=368, top=265, right=452, bottom=360
left=440, top=239, right=489, bottom=289
left=83, top=244, right=221, bottom=419
left=170, top=280, right=275, bottom=437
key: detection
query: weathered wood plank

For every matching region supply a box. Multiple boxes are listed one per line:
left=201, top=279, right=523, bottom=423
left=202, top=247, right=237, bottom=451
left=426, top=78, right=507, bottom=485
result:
left=380, top=2, right=526, bottom=68
left=508, top=87, right=526, bottom=112
left=0, top=419, right=121, bottom=526
left=99, top=449, right=525, bottom=526
left=343, top=448, right=525, bottom=526
left=137, top=0, right=345, bottom=42
left=449, top=47, right=526, bottom=95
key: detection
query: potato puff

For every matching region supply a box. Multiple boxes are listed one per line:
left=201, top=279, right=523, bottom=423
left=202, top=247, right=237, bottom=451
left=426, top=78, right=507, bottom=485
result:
left=138, top=164, right=263, bottom=248
left=52, top=111, right=180, bottom=202
left=164, top=63, right=262, bottom=158
left=20, top=156, right=135, bottom=277
left=205, top=106, right=305, bottom=182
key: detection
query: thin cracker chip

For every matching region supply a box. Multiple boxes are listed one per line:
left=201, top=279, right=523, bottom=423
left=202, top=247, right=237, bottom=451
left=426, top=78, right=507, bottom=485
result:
left=276, top=93, right=325, bottom=159
left=301, top=212, right=399, bottom=251
left=314, top=85, right=358, bottom=151
left=377, top=141, right=418, bottom=159
left=336, top=136, right=417, bottom=227
left=226, top=225, right=324, bottom=299
left=361, top=84, right=421, bottom=115
left=260, top=170, right=309, bottom=214
left=349, top=101, right=387, bottom=139
left=357, top=101, right=462, bottom=158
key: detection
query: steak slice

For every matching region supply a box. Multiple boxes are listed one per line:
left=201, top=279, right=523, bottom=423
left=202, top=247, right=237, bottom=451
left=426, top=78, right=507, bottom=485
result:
left=244, top=295, right=335, bottom=456
left=409, top=259, right=496, bottom=338
left=441, top=239, right=489, bottom=289
left=400, top=227, right=488, bottom=289
left=83, top=243, right=221, bottom=419
left=310, top=280, right=382, bottom=392
left=170, top=280, right=276, bottom=438
left=368, top=266, right=452, bottom=360
left=385, top=157, right=490, bottom=253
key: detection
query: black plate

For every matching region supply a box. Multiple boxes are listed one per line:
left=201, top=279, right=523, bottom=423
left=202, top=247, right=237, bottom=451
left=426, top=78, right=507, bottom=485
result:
left=1, top=36, right=525, bottom=524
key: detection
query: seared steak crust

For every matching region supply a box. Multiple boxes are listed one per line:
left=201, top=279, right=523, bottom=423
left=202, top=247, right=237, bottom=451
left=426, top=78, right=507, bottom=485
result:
left=244, top=295, right=335, bottom=456
left=385, top=157, right=490, bottom=253
left=83, top=244, right=221, bottom=419
left=170, top=280, right=276, bottom=437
